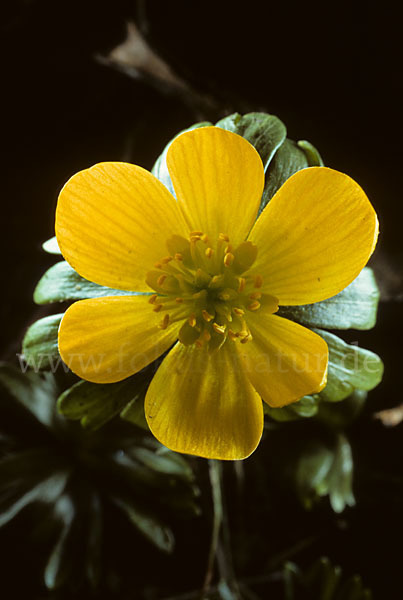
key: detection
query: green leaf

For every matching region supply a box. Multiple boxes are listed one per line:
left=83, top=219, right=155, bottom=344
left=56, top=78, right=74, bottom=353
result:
left=295, top=433, right=355, bottom=513
left=0, top=363, right=58, bottom=427
left=264, top=395, right=319, bottom=422
left=215, top=111, right=287, bottom=171
left=34, top=261, right=137, bottom=304
left=129, top=446, right=194, bottom=481
left=297, top=140, right=324, bottom=166
left=44, top=494, right=76, bottom=590
left=42, top=236, right=61, bottom=254
left=112, top=496, right=174, bottom=553
left=260, top=138, right=309, bottom=211
left=21, top=314, right=63, bottom=371
left=326, top=434, right=355, bottom=513
left=57, top=374, right=148, bottom=431
left=120, top=394, right=148, bottom=430
left=278, top=268, right=380, bottom=331
left=0, top=462, right=69, bottom=527
left=316, top=389, right=368, bottom=428
left=315, top=330, right=384, bottom=402
left=283, top=557, right=372, bottom=600
left=151, top=121, right=212, bottom=194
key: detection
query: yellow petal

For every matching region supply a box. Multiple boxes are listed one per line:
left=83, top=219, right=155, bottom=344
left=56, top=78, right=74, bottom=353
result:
left=145, top=341, right=263, bottom=460
left=248, top=167, right=379, bottom=305
left=239, top=314, right=328, bottom=407
left=58, top=296, right=179, bottom=383
left=56, top=162, right=188, bottom=292
left=167, top=127, right=264, bottom=247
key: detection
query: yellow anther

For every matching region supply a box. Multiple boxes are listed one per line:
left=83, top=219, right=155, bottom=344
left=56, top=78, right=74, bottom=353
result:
left=240, top=333, right=252, bottom=344
left=161, top=256, right=173, bottom=264
left=228, top=329, right=238, bottom=342
left=225, top=244, right=233, bottom=254
left=195, top=340, right=204, bottom=348
left=233, top=307, right=245, bottom=316
left=201, top=233, right=209, bottom=243
left=238, top=277, right=246, bottom=292
left=250, top=291, right=262, bottom=300
left=254, top=275, right=263, bottom=288
left=190, top=230, right=204, bottom=236
left=212, top=323, right=226, bottom=335
left=175, top=297, right=184, bottom=303
left=202, top=309, right=214, bottom=322
left=188, top=314, right=197, bottom=327
left=154, top=262, right=163, bottom=269
left=148, top=294, right=158, bottom=304
left=157, top=274, right=167, bottom=287
left=153, top=304, right=163, bottom=313
left=218, top=292, right=230, bottom=301
left=247, top=300, right=261, bottom=311
left=219, top=233, right=230, bottom=242
left=205, top=247, right=214, bottom=258
left=174, top=253, right=183, bottom=261
left=224, top=252, right=235, bottom=267
left=159, top=314, right=170, bottom=330
left=190, top=235, right=202, bottom=243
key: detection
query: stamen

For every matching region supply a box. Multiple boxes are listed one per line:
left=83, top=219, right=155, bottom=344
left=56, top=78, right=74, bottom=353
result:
left=250, top=291, right=262, bottom=300
left=228, top=329, right=238, bottom=341
left=233, top=307, right=245, bottom=316
left=212, top=323, right=226, bottom=335
left=224, top=252, right=235, bottom=267
left=161, top=256, right=173, bottom=264
left=202, top=309, right=214, bottom=322
left=190, top=234, right=202, bottom=243
left=159, top=314, right=170, bottom=329
left=154, top=262, right=163, bottom=269
left=219, top=233, right=230, bottom=242
left=201, top=234, right=209, bottom=243
left=218, top=291, right=230, bottom=301
left=174, top=253, right=183, bottom=261
left=238, top=277, right=246, bottom=292
left=188, top=314, right=197, bottom=327
left=190, top=230, right=204, bottom=236
left=157, top=274, right=167, bottom=287
left=224, top=244, right=233, bottom=254
left=153, top=304, right=163, bottom=313
left=148, top=294, right=158, bottom=304
left=240, top=333, right=252, bottom=344
left=254, top=275, right=263, bottom=288
left=175, top=297, right=184, bottom=303
left=205, top=247, right=214, bottom=258
left=247, top=300, right=261, bottom=311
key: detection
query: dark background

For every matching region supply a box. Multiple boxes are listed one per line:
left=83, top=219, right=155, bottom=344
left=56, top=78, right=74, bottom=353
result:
left=1, top=1, right=402, bottom=598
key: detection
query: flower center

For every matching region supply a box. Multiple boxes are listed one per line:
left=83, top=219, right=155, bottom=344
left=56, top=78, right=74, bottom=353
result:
left=146, top=232, right=278, bottom=351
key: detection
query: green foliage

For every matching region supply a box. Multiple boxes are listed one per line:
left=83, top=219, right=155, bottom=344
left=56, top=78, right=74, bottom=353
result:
left=293, top=432, right=355, bottom=513
left=315, top=330, right=383, bottom=402
left=0, top=363, right=199, bottom=591
left=264, top=395, right=319, bottom=422
left=21, top=313, right=63, bottom=370
left=215, top=111, right=287, bottom=171
left=34, top=261, right=138, bottom=304
left=260, top=138, right=309, bottom=210
left=278, top=268, right=380, bottom=331
left=58, top=370, right=150, bottom=430
left=282, top=557, right=372, bottom=599
left=297, top=139, right=325, bottom=166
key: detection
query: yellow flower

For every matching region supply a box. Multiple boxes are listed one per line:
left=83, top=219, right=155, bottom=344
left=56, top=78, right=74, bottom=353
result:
left=56, top=127, right=378, bottom=460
